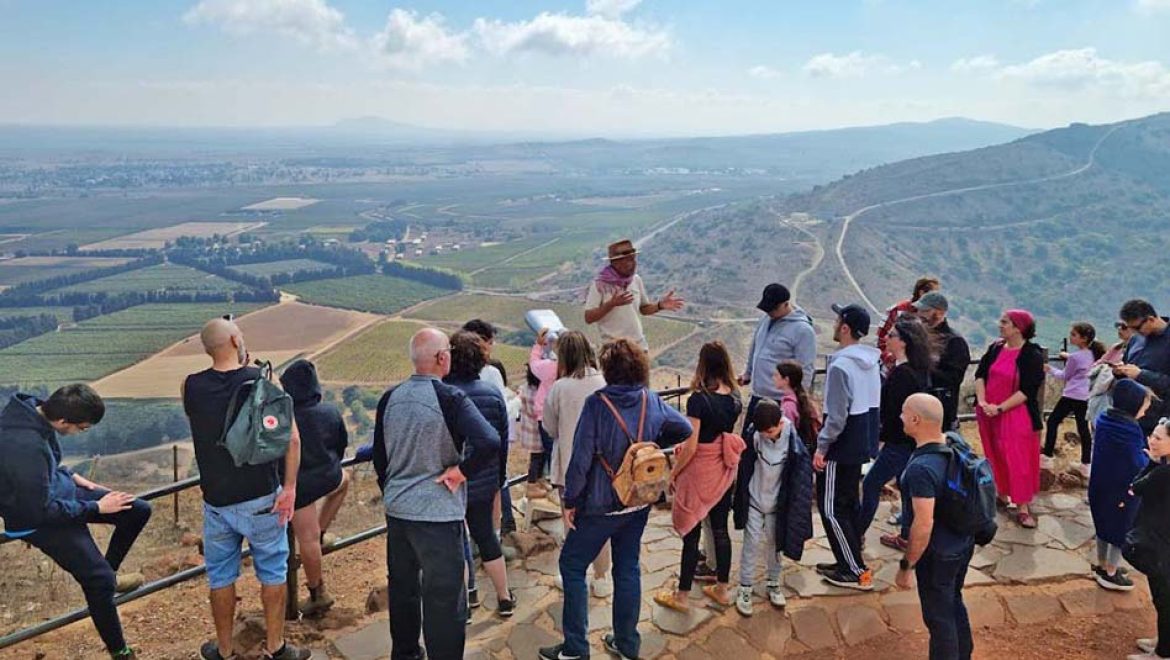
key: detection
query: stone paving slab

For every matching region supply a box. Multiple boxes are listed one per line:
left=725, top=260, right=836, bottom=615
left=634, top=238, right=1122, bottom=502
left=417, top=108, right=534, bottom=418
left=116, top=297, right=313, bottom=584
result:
left=790, top=605, right=839, bottom=650
left=334, top=619, right=389, bottom=660
left=994, top=546, right=1091, bottom=583
left=837, top=604, right=889, bottom=646
left=1004, top=591, right=1064, bottom=624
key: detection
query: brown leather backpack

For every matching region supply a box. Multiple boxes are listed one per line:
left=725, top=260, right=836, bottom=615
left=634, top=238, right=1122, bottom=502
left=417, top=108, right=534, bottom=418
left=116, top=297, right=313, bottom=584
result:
left=596, top=390, right=671, bottom=507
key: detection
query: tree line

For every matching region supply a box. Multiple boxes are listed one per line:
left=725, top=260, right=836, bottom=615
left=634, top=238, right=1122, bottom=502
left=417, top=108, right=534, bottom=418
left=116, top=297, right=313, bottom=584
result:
left=384, top=261, right=465, bottom=290
left=0, top=254, right=164, bottom=301
left=168, top=239, right=376, bottom=289
left=0, top=314, right=60, bottom=350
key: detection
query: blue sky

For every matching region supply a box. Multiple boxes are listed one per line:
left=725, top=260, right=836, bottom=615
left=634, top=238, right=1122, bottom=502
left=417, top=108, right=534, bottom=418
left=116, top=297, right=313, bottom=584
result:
left=2, top=0, right=1169, bottom=136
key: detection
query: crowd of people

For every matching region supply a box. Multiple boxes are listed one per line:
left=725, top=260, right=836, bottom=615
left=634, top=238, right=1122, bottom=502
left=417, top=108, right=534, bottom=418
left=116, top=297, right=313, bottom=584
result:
left=4, top=237, right=1170, bottom=660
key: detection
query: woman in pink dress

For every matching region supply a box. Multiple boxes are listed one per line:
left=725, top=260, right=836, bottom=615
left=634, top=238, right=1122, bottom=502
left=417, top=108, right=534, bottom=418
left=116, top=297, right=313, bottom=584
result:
left=975, top=309, right=1047, bottom=528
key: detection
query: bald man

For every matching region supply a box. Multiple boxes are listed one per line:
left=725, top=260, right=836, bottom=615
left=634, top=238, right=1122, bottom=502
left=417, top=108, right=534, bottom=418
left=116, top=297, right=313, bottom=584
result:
left=183, top=317, right=309, bottom=660
left=895, top=393, right=976, bottom=660
left=371, top=327, right=501, bottom=660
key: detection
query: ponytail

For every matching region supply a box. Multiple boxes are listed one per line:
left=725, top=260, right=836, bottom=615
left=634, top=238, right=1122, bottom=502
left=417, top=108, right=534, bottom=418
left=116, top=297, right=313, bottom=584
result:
left=777, top=360, right=817, bottom=444
left=1089, top=340, right=1107, bottom=361
left=1072, top=322, right=1105, bottom=361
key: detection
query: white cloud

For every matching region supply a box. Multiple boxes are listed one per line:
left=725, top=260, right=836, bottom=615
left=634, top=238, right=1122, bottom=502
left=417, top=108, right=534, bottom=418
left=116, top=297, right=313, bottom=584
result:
left=474, top=12, right=670, bottom=58
left=183, top=0, right=356, bottom=51
left=585, top=0, right=643, bottom=18
left=997, top=48, right=1170, bottom=98
left=1136, top=0, right=1170, bottom=13
left=951, top=55, right=1001, bottom=74
left=372, top=9, right=469, bottom=69
left=748, top=65, right=782, bottom=80
left=802, top=51, right=912, bottom=78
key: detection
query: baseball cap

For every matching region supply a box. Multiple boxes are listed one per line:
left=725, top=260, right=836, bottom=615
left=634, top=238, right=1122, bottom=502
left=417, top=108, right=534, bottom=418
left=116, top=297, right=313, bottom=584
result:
left=913, top=291, right=949, bottom=312
left=756, top=284, right=792, bottom=313
left=831, top=303, right=872, bottom=336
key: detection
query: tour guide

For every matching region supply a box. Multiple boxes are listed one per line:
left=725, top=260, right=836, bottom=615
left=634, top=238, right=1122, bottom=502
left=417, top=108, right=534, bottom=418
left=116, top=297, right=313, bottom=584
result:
left=584, top=238, right=685, bottom=351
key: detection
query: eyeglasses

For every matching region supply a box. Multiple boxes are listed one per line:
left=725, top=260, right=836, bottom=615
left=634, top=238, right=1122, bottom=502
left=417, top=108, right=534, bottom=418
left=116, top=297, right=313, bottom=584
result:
left=1115, top=322, right=1128, bottom=330
left=1126, top=320, right=1147, bottom=331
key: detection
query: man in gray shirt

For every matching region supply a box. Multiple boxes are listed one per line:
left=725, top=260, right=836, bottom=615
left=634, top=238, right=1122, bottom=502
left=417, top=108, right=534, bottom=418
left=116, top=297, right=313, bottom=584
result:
left=371, top=328, right=500, bottom=660
left=740, top=284, right=818, bottom=431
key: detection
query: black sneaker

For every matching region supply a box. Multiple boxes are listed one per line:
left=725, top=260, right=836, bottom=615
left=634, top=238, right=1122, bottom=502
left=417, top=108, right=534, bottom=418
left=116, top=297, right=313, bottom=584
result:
left=200, top=641, right=237, bottom=660
left=815, top=562, right=840, bottom=576
left=822, top=568, right=874, bottom=592
left=693, top=562, right=718, bottom=583
left=603, top=633, right=637, bottom=659
left=468, top=587, right=481, bottom=609
left=538, top=644, right=583, bottom=660
left=1095, top=567, right=1135, bottom=592
left=263, top=642, right=311, bottom=660
left=498, top=589, right=517, bottom=618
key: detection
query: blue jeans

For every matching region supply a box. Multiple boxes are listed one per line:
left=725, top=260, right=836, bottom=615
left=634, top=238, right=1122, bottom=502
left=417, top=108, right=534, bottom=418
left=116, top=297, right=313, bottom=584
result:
left=202, top=491, right=289, bottom=589
left=916, top=546, right=975, bottom=660
left=559, top=507, right=649, bottom=658
left=858, top=442, right=914, bottom=538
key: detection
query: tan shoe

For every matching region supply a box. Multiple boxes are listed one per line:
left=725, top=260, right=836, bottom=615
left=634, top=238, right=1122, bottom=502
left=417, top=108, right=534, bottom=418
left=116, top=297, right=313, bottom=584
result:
left=115, top=573, right=144, bottom=594
left=300, top=582, right=335, bottom=617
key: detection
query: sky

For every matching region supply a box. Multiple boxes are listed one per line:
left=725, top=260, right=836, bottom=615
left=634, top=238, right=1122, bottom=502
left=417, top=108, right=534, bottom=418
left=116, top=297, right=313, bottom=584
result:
left=2, top=0, right=1170, bottom=137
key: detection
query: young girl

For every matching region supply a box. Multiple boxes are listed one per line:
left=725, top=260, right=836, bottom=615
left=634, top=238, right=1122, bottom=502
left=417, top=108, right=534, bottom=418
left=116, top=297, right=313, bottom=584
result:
left=1126, top=418, right=1170, bottom=659
left=731, top=400, right=813, bottom=616
left=1088, top=379, right=1148, bottom=592
left=772, top=360, right=821, bottom=455
left=518, top=365, right=548, bottom=500
left=528, top=329, right=558, bottom=490
left=1044, top=322, right=1107, bottom=478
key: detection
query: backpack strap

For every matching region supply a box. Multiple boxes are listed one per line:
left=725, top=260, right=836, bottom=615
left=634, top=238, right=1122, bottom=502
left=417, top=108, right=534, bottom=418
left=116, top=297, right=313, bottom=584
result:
left=218, top=378, right=258, bottom=446
left=596, top=390, right=649, bottom=478
left=371, top=384, right=398, bottom=491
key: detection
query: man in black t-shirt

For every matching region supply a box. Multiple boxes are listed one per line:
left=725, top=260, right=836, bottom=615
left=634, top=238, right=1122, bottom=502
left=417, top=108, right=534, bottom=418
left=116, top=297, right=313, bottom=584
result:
left=182, top=318, right=309, bottom=660
left=895, top=393, right=976, bottom=660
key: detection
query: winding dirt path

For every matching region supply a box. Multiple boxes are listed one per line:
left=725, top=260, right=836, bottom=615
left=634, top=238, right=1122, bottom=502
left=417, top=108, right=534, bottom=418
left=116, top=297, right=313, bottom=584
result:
left=833, top=124, right=1123, bottom=314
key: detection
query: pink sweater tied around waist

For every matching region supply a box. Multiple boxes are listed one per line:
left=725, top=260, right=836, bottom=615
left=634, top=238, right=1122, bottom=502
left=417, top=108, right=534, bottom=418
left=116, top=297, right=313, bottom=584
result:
left=671, top=432, right=746, bottom=536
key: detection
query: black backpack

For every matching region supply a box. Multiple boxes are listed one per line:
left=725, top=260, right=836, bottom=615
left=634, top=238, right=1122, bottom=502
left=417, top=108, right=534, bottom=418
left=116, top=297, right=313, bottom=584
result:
left=931, top=431, right=999, bottom=546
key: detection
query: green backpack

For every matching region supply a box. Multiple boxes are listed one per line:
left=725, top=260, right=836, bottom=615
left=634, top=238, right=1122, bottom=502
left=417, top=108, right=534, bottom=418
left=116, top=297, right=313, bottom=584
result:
left=219, top=361, right=294, bottom=467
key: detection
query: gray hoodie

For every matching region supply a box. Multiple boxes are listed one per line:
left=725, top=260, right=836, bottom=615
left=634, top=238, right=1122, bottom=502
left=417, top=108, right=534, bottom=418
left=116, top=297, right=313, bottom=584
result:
left=745, top=306, right=817, bottom=399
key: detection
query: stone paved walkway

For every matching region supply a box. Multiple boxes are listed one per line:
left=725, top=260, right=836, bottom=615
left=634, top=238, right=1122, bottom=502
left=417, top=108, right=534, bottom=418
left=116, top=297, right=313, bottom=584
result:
left=322, top=491, right=1144, bottom=659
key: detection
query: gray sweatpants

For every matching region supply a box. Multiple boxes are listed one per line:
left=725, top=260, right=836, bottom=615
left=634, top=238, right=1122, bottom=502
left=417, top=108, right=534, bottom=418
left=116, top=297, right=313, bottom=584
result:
left=739, top=506, right=782, bottom=587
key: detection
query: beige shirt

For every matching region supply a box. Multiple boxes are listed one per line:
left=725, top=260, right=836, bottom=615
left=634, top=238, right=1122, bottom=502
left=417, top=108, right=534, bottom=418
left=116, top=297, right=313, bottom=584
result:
left=584, top=274, right=650, bottom=350
left=544, top=368, right=607, bottom=488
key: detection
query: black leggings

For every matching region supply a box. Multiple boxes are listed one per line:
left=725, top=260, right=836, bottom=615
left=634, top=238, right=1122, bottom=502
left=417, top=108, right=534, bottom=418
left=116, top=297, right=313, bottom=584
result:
left=679, top=486, right=733, bottom=591
left=526, top=451, right=545, bottom=483
left=1043, top=396, right=1092, bottom=464
left=465, top=498, right=503, bottom=562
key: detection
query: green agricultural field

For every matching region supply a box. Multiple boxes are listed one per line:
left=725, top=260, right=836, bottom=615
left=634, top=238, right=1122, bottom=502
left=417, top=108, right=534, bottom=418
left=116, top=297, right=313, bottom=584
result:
left=284, top=274, right=452, bottom=315
left=53, top=263, right=246, bottom=295
left=417, top=237, right=551, bottom=273
left=403, top=293, right=695, bottom=356
left=0, top=306, right=74, bottom=324
left=316, top=318, right=532, bottom=384
left=228, top=259, right=335, bottom=277
left=0, top=302, right=267, bottom=387
left=0, top=256, right=133, bottom=287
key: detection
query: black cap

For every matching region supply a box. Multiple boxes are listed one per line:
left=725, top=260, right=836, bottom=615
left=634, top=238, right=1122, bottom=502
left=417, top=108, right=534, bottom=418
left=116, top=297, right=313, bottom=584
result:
left=756, top=284, right=791, bottom=313
left=832, top=303, right=872, bottom=336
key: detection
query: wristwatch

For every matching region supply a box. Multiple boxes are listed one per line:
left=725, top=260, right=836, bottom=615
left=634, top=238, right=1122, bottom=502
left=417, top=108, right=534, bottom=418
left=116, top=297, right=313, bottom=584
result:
left=996, top=405, right=1003, bottom=415
left=899, top=558, right=914, bottom=571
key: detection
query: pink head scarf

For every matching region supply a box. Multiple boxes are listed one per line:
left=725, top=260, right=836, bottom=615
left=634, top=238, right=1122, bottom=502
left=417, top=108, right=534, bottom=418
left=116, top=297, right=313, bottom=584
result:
left=1005, top=309, right=1035, bottom=338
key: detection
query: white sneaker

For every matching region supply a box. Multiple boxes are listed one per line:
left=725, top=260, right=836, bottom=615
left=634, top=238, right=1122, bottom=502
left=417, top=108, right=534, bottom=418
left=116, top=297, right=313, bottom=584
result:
left=1039, top=454, right=1055, bottom=471
left=766, top=581, right=786, bottom=609
left=591, top=576, right=614, bottom=598
left=735, top=585, right=753, bottom=617
left=1137, top=639, right=1158, bottom=654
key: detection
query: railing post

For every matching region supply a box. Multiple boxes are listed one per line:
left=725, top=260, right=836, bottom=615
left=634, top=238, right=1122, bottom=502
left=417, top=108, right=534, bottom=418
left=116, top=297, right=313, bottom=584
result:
left=285, top=526, right=299, bottom=621
left=172, top=444, right=179, bottom=526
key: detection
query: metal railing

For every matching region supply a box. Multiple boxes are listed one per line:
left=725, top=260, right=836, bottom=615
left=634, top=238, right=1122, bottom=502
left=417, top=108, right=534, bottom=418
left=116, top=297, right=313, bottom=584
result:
left=0, top=353, right=1067, bottom=650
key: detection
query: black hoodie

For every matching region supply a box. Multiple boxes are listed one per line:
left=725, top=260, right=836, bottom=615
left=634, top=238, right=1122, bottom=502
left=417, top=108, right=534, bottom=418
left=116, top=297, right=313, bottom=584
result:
left=0, top=394, right=96, bottom=530
left=279, top=360, right=348, bottom=506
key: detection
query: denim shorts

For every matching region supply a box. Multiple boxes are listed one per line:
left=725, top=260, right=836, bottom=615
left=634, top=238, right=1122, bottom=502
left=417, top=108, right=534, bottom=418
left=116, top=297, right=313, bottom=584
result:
left=202, top=492, right=289, bottom=590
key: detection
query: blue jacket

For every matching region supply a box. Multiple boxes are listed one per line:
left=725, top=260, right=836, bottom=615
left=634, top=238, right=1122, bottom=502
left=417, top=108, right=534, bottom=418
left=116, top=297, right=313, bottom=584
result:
left=562, top=385, right=692, bottom=517
left=1089, top=409, right=1148, bottom=546
left=445, top=375, right=510, bottom=505
left=732, top=423, right=815, bottom=561
left=0, top=394, right=96, bottom=531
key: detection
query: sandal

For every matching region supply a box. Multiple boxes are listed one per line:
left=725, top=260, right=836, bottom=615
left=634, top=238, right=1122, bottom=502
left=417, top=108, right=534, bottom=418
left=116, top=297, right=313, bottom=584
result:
left=879, top=533, right=908, bottom=552
left=1016, top=511, right=1037, bottom=529
left=653, top=590, right=689, bottom=613
left=702, top=584, right=732, bottom=607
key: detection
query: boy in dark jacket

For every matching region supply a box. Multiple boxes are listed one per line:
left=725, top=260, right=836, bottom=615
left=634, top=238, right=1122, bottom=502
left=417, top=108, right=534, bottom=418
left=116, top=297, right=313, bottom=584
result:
left=279, top=359, right=350, bottom=616
left=0, top=385, right=151, bottom=659
left=731, top=400, right=813, bottom=616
